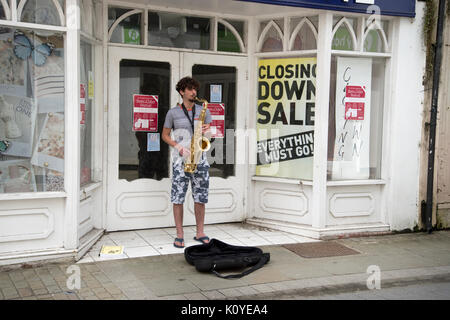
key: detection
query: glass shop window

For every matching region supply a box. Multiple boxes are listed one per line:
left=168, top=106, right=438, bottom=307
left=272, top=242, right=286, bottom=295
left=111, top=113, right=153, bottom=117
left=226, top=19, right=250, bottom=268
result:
left=0, top=28, right=65, bottom=193
left=193, top=65, right=237, bottom=178
left=118, top=60, right=170, bottom=181
left=217, top=20, right=245, bottom=53
left=255, top=56, right=317, bottom=180
left=80, top=40, right=94, bottom=187
left=148, top=12, right=211, bottom=50
left=332, top=17, right=357, bottom=51
left=20, top=0, right=64, bottom=26
left=364, top=20, right=389, bottom=53
left=289, top=17, right=318, bottom=51
left=109, top=7, right=143, bottom=45
left=328, top=57, right=386, bottom=180
left=258, top=20, right=284, bottom=52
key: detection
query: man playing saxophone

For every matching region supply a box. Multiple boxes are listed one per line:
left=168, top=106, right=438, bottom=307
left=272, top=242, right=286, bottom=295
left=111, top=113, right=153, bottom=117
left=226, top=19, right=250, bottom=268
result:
left=162, top=77, right=212, bottom=249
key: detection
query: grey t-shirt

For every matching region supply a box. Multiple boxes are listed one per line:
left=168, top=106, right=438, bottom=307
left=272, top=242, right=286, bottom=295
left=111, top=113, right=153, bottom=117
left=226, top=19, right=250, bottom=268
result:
left=164, top=103, right=212, bottom=161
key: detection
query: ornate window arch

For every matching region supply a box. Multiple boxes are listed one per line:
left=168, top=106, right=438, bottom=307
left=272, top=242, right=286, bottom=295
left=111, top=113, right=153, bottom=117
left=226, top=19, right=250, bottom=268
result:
left=18, top=0, right=65, bottom=26
left=289, top=17, right=318, bottom=51
left=108, top=9, right=143, bottom=42
left=363, top=20, right=389, bottom=53
left=217, top=19, right=245, bottom=53
left=332, top=17, right=357, bottom=51
left=0, top=0, right=11, bottom=20
left=257, top=20, right=284, bottom=52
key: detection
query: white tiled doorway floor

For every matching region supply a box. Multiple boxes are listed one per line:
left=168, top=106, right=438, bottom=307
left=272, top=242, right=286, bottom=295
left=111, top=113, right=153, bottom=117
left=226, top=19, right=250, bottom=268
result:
left=77, top=223, right=319, bottom=263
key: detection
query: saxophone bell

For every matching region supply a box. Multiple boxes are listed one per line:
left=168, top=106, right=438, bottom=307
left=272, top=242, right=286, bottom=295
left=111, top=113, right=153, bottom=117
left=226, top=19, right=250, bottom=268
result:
left=198, top=136, right=211, bottom=152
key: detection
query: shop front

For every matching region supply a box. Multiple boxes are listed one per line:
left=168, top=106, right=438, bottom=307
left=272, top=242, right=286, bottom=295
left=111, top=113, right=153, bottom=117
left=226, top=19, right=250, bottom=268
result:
left=0, top=0, right=424, bottom=265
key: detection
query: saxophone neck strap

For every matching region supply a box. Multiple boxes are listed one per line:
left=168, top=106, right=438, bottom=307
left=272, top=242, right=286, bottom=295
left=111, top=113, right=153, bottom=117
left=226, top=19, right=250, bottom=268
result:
left=181, top=103, right=195, bottom=133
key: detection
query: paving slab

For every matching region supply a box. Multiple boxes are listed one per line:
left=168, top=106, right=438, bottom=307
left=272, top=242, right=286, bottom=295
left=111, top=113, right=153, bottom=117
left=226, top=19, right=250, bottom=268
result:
left=143, top=278, right=201, bottom=297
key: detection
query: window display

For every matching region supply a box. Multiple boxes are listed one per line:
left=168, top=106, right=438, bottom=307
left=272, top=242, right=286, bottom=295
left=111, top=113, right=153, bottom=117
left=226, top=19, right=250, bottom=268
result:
left=256, top=57, right=317, bottom=180
left=0, top=28, right=65, bottom=193
left=328, top=57, right=385, bottom=180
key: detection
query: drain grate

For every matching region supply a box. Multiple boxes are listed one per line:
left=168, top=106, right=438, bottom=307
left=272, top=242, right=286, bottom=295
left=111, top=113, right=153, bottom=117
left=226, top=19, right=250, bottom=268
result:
left=282, top=241, right=360, bottom=258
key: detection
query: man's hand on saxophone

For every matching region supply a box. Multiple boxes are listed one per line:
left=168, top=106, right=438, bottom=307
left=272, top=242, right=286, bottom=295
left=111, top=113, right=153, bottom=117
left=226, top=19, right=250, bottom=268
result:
left=202, top=123, right=211, bottom=135
left=175, top=144, right=191, bottom=158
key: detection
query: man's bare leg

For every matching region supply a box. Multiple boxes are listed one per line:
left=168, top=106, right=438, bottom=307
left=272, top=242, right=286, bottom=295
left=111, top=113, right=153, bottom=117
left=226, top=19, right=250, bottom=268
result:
left=173, top=204, right=184, bottom=246
left=194, top=202, right=209, bottom=243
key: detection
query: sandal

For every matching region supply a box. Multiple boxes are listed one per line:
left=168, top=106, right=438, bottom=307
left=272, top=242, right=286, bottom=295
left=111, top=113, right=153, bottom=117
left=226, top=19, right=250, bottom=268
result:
left=173, top=237, right=185, bottom=248
left=193, top=236, right=210, bottom=244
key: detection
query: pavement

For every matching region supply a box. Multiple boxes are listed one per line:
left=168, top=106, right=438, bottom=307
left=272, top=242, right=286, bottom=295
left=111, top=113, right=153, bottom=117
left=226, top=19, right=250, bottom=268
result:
left=0, top=228, right=450, bottom=300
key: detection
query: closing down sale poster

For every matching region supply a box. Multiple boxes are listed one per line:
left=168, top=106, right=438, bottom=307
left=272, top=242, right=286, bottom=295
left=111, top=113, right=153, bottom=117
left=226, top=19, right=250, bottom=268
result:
left=256, top=57, right=316, bottom=180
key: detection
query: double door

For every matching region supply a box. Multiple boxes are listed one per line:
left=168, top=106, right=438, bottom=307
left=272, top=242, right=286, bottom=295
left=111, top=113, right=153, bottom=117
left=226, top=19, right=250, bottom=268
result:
left=107, top=46, right=248, bottom=231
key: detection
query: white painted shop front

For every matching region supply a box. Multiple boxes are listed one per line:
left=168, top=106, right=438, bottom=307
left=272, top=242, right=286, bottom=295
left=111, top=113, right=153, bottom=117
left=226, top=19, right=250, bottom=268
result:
left=0, top=0, right=424, bottom=265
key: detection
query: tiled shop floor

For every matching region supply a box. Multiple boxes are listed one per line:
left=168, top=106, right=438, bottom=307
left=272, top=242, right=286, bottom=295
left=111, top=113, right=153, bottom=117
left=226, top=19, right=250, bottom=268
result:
left=78, top=223, right=319, bottom=263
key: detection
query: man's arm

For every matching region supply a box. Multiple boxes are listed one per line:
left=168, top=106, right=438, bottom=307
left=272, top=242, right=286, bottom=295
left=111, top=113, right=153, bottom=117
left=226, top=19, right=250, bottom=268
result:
left=202, top=108, right=212, bottom=137
left=162, top=127, right=190, bottom=157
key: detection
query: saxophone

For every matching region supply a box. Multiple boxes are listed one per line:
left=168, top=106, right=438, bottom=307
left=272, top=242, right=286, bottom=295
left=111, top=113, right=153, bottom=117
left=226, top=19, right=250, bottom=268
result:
left=184, top=98, right=211, bottom=173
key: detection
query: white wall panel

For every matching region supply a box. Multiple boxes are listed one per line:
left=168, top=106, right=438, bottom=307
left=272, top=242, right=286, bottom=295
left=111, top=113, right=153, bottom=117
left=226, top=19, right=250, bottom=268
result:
left=0, top=199, right=65, bottom=254
left=327, top=185, right=382, bottom=226
left=386, top=2, right=426, bottom=230
left=330, top=193, right=374, bottom=218
left=187, top=188, right=237, bottom=215
left=252, top=181, right=312, bottom=225
left=117, top=191, right=171, bottom=218
left=0, top=209, right=54, bottom=242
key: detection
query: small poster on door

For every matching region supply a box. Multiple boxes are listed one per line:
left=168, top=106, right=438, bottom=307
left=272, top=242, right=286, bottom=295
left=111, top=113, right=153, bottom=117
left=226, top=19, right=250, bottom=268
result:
left=133, top=94, right=158, bottom=132
left=207, top=103, right=225, bottom=138
left=147, top=133, right=160, bottom=152
left=210, top=84, right=222, bottom=103
left=88, top=71, right=94, bottom=100
left=31, top=112, right=65, bottom=173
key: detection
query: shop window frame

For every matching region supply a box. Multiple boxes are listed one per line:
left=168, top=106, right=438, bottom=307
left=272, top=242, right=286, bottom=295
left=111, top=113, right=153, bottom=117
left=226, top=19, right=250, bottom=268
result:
left=0, top=26, right=68, bottom=198
left=328, top=13, right=393, bottom=183
left=252, top=11, right=394, bottom=185
left=17, top=0, right=66, bottom=27
left=0, top=0, right=11, bottom=20
left=331, top=17, right=358, bottom=51
left=79, top=34, right=103, bottom=194
left=255, top=15, right=320, bottom=55
left=0, top=0, right=100, bottom=200
left=254, top=14, right=320, bottom=181
left=289, top=17, right=318, bottom=51
left=107, top=8, right=144, bottom=45
left=106, top=4, right=248, bottom=56
left=257, top=19, right=284, bottom=52
left=217, top=18, right=246, bottom=53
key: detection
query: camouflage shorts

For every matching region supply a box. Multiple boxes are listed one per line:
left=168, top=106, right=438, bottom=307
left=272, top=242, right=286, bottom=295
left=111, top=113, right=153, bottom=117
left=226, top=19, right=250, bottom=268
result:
left=171, top=158, right=210, bottom=204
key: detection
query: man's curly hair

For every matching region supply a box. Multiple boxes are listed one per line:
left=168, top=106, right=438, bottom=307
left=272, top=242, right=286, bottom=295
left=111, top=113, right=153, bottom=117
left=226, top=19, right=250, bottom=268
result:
left=176, top=77, right=200, bottom=96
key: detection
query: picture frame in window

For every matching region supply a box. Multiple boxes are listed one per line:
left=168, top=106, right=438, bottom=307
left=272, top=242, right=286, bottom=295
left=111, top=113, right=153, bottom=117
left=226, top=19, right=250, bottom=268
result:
left=0, top=159, right=37, bottom=193
left=0, top=94, right=36, bottom=158
left=31, top=112, right=64, bottom=172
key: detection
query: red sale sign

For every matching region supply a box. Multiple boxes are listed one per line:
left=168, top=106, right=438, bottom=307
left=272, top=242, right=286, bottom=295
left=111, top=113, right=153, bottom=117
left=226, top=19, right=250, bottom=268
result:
left=207, top=103, right=225, bottom=138
left=80, top=84, right=86, bottom=125
left=344, top=85, right=365, bottom=120
left=345, top=102, right=365, bottom=120
left=133, top=95, right=158, bottom=132
left=346, top=85, right=366, bottom=98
